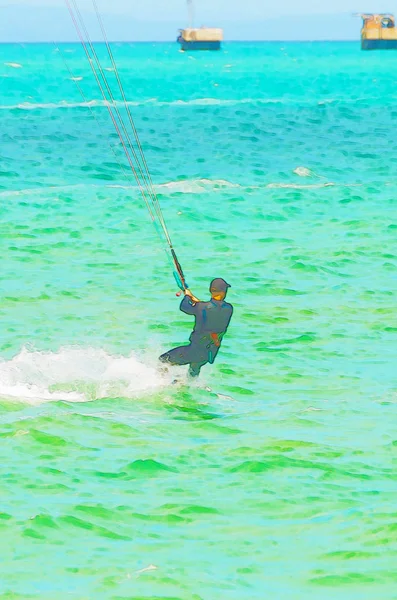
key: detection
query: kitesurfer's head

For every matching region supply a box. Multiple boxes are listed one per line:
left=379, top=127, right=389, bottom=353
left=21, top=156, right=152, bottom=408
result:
left=210, top=278, right=231, bottom=301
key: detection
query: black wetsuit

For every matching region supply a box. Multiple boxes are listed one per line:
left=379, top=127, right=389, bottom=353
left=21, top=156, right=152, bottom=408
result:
left=159, top=295, right=233, bottom=377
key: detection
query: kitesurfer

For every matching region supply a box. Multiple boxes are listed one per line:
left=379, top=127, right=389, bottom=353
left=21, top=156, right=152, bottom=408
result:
left=159, top=278, right=233, bottom=378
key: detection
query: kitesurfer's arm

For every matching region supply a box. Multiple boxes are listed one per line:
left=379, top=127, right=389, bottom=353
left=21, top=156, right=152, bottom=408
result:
left=180, top=289, right=200, bottom=315
left=185, top=288, right=200, bottom=303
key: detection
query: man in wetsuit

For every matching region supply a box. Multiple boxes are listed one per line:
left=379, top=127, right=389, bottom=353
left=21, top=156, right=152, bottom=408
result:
left=159, top=278, right=233, bottom=378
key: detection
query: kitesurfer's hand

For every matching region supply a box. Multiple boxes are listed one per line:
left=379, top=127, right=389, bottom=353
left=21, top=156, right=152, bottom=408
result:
left=185, top=288, right=200, bottom=303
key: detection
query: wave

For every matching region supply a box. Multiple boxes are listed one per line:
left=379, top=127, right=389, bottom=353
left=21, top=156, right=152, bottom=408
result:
left=0, top=183, right=90, bottom=198
left=267, top=182, right=365, bottom=189
left=155, top=178, right=243, bottom=193
left=166, top=97, right=284, bottom=107
left=0, top=98, right=251, bottom=111
left=0, top=178, right=243, bottom=198
left=0, top=99, right=158, bottom=111
left=0, top=347, right=174, bottom=404
left=0, top=96, right=359, bottom=111
left=0, top=95, right=392, bottom=111
left=55, top=178, right=335, bottom=194
left=168, top=98, right=239, bottom=106
left=0, top=178, right=370, bottom=199
left=267, top=182, right=336, bottom=189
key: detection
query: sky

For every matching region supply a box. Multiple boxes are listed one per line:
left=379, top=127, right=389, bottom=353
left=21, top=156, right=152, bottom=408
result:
left=0, top=0, right=396, bottom=41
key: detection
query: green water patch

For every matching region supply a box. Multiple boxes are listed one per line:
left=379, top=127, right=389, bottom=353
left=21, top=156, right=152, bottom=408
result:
left=124, top=459, right=178, bottom=476
left=222, top=385, right=254, bottom=396
left=291, top=262, right=319, bottom=272
left=0, top=594, right=36, bottom=599
left=23, top=528, right=47, bottom=540
left=92, top=470, right=126, bottom=480
left=59, top=515, right=132, bottom=541
left=248, top=285, right=306, bottom=296
left=177, top=505, right=220, bottom=517
left=258, top=237, right=293, bottom=243
left=91, top=459, right=178, bottom=481
left=37, top=467, right=68, bottom=477
left=228, top=454, right=385, bottom=482
left=0, top=513, right=12, bottom=521
left=28, top=514, right=59, bottom=530
left=321, top=550, right=376, bottom=560
left=309, top=572, right=378, bottom=586
left=129, top=512, right=188, bottom=525
left=163, top=396, right=222, bottom=422
left=29, top=429, right=70, bottom=447
left=255, top=333, right=316, bottom=351
left=260, top=438, right=321, bottom=452
left=110, top=596, right=190, bottom=600
left=75, top=504, right=127, bottom=521
left=366, top=521, right=397, bottom=545
left=218, top=367, right=237, bottom=375
left=190, top=421, right=242, bottom=436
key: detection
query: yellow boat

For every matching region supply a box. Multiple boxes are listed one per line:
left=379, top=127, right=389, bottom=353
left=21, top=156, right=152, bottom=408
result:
left=177, top=0, right=223, bottom=51
left=360, top=13, right=397, bottom=49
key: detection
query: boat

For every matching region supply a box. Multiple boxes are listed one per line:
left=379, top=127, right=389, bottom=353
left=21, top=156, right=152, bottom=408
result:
left=177, top=0, right=223, bottom=51
left=359, top=13, right=397, bottom=49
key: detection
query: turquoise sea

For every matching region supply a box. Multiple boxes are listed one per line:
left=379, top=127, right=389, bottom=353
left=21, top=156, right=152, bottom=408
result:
left=0, top=40, right=396, bottom=598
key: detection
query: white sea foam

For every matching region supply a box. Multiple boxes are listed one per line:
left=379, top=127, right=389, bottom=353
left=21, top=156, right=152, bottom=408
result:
left=0, top=178, right=369, bottom=200
left=267, top=182, right=335, bottom=189
left=4, top=62, right=22, bottom=68
left=293, top=166, right=327, bottom=179
left=318, top=99, right=336, bottom=105
left=0, top=99, right=156, bottom=111
left=0, top=347, right=173, bottom=405
left=167, top=97, right=278, bottom=107
left=171, top=98, right=227, bottom=106
left=0, top=100, right=95, bottom=110
left=0, top=179, right=242, bottom=199
left=0, top=97, right=290, bottom=111
left=0, top=96, right=383, bottom=111
left=0, top=183, right=90, bottom=198
left=156, top=178, right=242, bottom=193
left=294, top=166, right=315, bottom=177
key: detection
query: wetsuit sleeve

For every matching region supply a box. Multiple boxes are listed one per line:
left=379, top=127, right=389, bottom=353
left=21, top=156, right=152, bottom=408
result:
left=180, top=295, right=198, bottom=315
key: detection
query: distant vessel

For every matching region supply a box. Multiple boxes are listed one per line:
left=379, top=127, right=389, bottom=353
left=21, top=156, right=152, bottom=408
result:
left=177, top=0, right=223, bottom=51
left=359, top=14, right=397, bottom=49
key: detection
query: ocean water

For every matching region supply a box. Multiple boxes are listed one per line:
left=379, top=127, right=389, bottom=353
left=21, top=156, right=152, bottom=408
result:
left=0, top=39, right=396, bottom=599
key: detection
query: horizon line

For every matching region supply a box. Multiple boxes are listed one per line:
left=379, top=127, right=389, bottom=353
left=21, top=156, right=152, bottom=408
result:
left=0, top=39, right=359, bottom=44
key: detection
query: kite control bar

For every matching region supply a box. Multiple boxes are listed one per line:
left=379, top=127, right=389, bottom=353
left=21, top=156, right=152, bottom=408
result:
left=171, top=249, right=188, bottom=293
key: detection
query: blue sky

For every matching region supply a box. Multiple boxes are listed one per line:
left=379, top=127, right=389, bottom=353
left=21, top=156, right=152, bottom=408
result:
left=0, top=0, right=395, bottom=41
